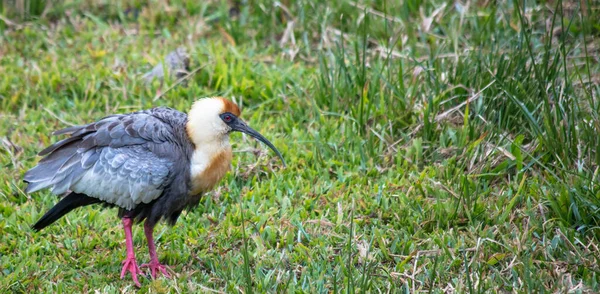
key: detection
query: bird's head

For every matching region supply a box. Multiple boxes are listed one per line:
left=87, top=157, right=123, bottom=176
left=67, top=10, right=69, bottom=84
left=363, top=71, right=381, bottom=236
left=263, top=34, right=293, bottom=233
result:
left=187, top=97, right=285, bottom=166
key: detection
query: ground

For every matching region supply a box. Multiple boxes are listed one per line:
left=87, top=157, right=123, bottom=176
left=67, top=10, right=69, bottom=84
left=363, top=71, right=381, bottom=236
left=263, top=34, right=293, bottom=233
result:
left=1, top=0, right=600, bottom=293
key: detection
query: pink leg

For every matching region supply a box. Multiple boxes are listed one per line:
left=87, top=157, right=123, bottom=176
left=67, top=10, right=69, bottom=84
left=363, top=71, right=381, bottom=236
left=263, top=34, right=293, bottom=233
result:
left=120, top=217, right=141, bottom=287
left=141, top=221, right=171, bottom=279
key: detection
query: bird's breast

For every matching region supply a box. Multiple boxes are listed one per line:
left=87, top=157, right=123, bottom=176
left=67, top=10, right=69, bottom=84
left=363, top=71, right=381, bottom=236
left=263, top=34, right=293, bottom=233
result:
left=189, top=144, right=232, bottom=196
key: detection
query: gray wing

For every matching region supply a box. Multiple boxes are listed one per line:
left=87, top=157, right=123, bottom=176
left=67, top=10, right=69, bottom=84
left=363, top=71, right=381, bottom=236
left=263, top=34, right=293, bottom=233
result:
left=24, top=108, right=183, bottom=210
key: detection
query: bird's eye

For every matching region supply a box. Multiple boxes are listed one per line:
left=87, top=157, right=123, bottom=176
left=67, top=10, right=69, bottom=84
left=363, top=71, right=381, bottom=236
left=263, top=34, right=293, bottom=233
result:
left=220, top=112, right=236, bottom=123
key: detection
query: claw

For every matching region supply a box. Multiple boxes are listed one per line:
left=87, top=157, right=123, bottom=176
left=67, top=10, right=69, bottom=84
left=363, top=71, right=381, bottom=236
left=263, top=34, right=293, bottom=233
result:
left=142, top=221, right=173, bottom=280
left=120, top=218, right=142, bottom=287
left=121, top=257, right=142, bottom=287
left=141, top=261, right=171, bottom=279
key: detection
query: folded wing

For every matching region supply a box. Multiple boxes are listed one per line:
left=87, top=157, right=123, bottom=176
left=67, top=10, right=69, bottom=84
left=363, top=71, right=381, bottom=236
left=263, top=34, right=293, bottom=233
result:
left=24, top=109, right=181, bottom=210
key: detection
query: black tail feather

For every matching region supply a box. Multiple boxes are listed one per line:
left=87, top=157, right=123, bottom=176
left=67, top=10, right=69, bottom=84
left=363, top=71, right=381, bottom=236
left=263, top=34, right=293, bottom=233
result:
left=32, top=192, right=100, bottom=231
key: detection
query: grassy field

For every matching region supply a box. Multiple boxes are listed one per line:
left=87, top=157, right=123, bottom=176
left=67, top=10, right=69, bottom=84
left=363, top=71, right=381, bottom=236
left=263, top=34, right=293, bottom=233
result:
left=1, top=0, right=600, bottom=292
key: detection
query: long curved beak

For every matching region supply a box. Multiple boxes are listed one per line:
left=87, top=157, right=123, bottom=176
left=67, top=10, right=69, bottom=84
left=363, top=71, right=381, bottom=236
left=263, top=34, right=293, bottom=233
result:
left=231, top=119, right=286, bottom=167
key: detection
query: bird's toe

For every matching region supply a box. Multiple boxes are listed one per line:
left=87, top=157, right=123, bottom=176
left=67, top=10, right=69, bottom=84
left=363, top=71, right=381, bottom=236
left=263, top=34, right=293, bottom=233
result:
left=121, top=258, right=142, bottom=287
left=141, top=261, right=172, bottom=279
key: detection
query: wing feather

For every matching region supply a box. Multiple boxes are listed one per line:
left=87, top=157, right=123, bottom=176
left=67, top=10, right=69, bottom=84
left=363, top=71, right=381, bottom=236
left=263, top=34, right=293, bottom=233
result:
left=24, top=108, right=187, bottom=210
left=70, top=146, right=173, bottom=209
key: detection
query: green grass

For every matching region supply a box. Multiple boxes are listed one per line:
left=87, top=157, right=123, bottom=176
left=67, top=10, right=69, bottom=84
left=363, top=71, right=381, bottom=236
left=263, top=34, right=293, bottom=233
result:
left=1, top=0, right=600, bottom=292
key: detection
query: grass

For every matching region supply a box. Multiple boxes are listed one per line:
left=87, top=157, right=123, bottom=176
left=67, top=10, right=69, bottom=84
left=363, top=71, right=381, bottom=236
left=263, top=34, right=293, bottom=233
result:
left=1, top=0, right=600, bottom=292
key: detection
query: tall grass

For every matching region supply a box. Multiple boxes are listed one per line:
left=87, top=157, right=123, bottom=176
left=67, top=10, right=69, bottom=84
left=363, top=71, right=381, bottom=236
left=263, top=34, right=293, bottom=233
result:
left=1, top=0, right=49, bottom=20
left=309, top=0, right=599, bottom=233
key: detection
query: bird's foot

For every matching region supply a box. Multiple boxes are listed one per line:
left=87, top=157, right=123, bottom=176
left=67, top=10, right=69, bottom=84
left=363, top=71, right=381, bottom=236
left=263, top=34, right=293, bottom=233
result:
left=141, top=261, right=171, bottom=279
left=121, top=257, right=142, bottom=287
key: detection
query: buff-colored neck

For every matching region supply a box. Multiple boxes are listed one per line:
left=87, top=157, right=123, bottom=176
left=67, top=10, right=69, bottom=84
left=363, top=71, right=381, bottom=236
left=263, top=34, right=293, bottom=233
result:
left=185, top=97, right=240, bottom=194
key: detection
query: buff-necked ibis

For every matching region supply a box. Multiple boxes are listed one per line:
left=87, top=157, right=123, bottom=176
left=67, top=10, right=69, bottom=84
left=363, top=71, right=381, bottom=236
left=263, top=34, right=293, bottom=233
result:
left=24, top=97, right=285, bottom=286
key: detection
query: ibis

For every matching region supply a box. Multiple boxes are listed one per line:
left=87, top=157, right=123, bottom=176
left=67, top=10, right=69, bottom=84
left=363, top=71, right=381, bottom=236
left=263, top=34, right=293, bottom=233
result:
left=24, top=97, right=285, bottom=286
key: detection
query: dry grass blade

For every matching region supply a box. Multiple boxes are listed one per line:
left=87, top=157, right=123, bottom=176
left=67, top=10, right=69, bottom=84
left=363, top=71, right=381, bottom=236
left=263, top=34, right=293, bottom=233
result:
left=434, top=80, right=496, bottom=123
left=152, top=64, right=208, bottom=102
left=348, top=1, right=404, bottom=25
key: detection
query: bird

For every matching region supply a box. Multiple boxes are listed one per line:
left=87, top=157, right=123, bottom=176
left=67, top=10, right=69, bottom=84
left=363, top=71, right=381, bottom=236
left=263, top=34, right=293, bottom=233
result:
left=23, top=97, right=285, bottom=287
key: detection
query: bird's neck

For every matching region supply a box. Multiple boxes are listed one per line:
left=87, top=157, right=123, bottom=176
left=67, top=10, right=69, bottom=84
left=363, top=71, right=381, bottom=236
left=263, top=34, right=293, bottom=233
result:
left=189, top=137, right=232, bottom=195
